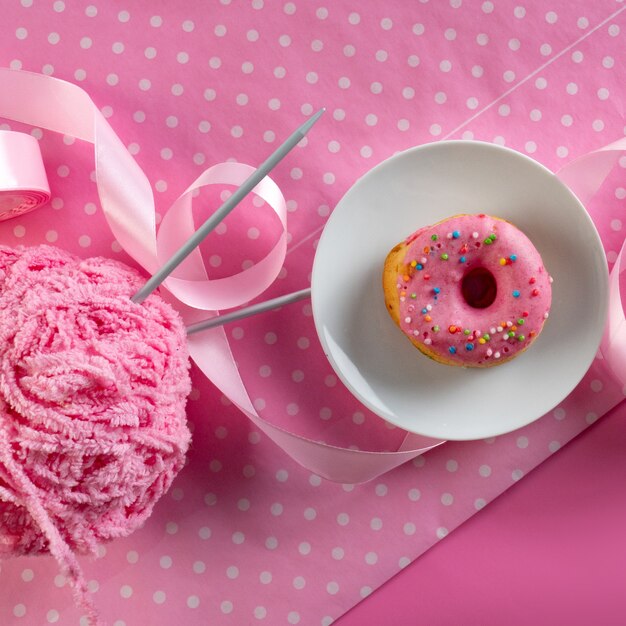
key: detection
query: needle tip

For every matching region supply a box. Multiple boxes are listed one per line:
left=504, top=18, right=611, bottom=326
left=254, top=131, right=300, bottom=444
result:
left=298, top=107, right=326, bottom=135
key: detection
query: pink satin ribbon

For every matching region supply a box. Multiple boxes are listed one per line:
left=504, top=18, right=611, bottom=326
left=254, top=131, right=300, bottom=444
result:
left=557, top=139, right=626, bottom=389
left=0, top=68, right=623, bottom=484
left=0, top=130, right=49, bottom=220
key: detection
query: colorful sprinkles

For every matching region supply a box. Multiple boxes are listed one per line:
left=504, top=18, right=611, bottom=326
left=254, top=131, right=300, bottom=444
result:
left=394, top=215, right=552, bottom=365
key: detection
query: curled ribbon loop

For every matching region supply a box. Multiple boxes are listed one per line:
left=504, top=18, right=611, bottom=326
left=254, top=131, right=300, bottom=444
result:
left=158, top=163, right=288, bottom=311
left=0, top=68, right=623, bottom=485
left=557, top=139, right=626, bottom=388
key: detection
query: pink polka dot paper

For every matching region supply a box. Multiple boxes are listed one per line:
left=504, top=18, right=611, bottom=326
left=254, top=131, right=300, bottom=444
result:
left=0, top=1, right=625, bottom=625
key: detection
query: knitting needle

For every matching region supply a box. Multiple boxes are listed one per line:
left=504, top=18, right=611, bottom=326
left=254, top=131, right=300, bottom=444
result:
left=186, top=287, right=311, bottom=335
left=131, top=108, right=325, bottom=304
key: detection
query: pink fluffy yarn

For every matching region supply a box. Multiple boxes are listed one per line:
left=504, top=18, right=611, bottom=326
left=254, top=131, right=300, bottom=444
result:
left=0, top=245, right=191, bottom=621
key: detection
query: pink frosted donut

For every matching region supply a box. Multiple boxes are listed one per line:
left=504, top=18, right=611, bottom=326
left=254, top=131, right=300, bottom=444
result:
left=383, top=214, right=552, bottom=367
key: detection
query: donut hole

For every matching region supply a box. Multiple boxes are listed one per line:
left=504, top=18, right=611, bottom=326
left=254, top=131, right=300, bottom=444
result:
left=461, top=267, right=497, bottom=309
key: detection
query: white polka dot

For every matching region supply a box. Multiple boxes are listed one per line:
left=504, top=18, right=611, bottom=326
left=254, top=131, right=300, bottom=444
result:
left=327, top=581, right=339, bottom=594
left=193, top=560, right=206, bottom=573
left=608, top=24, right=620, bottom=36
left=46, top=610, right=60, bottom=623
left=21, top=569, right=34, bottom=582
left=375, top=50, right=388, bottom=62
left=572, top=50, right=584, bottom=63
left=503, top=70, right=516, bottom=83
left=512, top=469, right=524, bottom=481
left=429, top=124, right=442, bottom=136
left=403, top=522, right=416, bottom=535
left=474, top=498, right=486, bottom=510
left=530, top=109, right=542, bottom=121
left=365, top=552, right=378, bottom=564
left=338, top=76, right=351, bottom=89
left=603, top=56, right=615, bottom=69
left=540, top=43, right=552, bottom=56
left=268, top=503, right=282, bottom=521
left=331, top=547, right=344, bottom=560
left=226, top=565, right=239, bottom=579
left=126, top=550, right=139, bottom=564
left=597, top=87, right=610, bottom=101
left=471, top=65, right=483, bottom=78
left=232, top=531, right=245, bottom=544
left=187, top=595, right=200, bottom=609
left=398, top=556, right=411, bottom=569
left=380, top=17, right=393, bottom=30
left=548, top=441, right=561, bottom=453
left=545, top=10, right=557, bottom=23
left=561, top=114, right=573, bottom=127
left=586, top=412, right=599, bottom=424
left=259, top=571, right=272, bottom=584
left=535, top=77, right=548, bottom=89
left=436, top=527, right=449, bottom=539
left=407, top=54, right=420, bottom=67
left=441, top=492, right=454, bottom=506
left=78, top=235, right=91, bottom=248
left=553, top=407, right=566, bottom=420
left=439, top=59, right=452, bottom=72
left=375, top=483, right=388, bottom=496
left=160, top=556, right=172, bottom=569
left=221, top=601, right=234, bottom=614
left=337, top=513, right=350, bottom=526
left=479, top=464, right=492, bottom=477
left=304, top=507, right=317, bottom=520
left=408, top=488, right=421, bottom=501
left=590, top=379, right=603, bottom=392
left=254, top=606, right=267, bottom=619
left=509, top=38, right=520, bottom=51
left=120, top=585, right=133, bottom=598
left=13, top=604, right=26, bottom=618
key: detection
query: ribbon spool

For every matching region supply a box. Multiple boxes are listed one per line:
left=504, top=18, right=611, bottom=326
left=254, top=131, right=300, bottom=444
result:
left=0, top=130, right=50, bottom=220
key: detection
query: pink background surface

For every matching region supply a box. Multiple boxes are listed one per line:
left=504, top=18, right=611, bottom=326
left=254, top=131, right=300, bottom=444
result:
left=0, top=1, right=624, bottom=625
left=338, top=401, right=626, bottom=626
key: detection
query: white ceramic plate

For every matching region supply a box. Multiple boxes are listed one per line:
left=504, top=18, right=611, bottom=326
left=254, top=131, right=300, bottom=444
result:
left=311, top=141, right=608, bottom=440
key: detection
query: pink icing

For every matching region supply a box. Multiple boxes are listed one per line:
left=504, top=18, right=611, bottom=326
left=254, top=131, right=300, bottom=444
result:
left=397, top=214, right=552, bottom=366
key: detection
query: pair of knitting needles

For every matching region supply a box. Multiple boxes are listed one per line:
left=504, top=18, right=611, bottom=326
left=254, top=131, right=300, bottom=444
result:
left=131, top=108, right=325, bottom=335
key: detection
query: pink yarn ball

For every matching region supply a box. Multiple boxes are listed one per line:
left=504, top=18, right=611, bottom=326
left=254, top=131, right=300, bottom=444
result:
left=0, top=245, right=191, bottom=562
